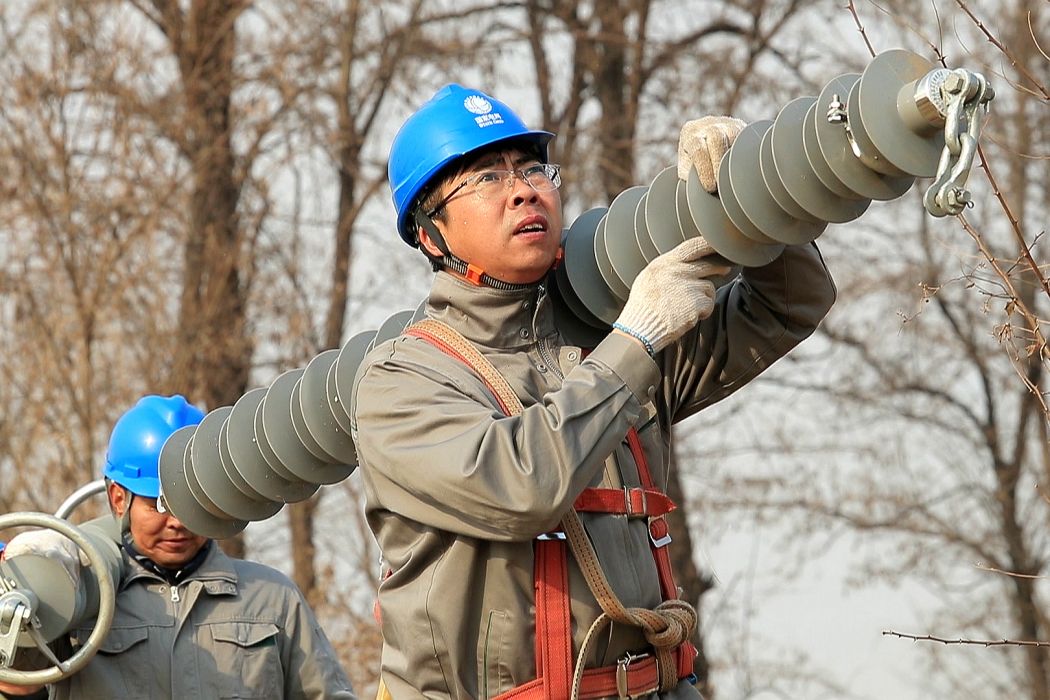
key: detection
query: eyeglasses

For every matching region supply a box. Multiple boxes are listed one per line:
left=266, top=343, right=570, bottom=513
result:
left=425, top=163, right=562, bottom=217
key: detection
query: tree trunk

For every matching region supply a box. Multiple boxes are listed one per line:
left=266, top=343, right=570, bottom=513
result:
left=288, top=495, right=320, bottom=605
left=165, top=0, right=252, bottom=556
left=593, top=1, right=636, bottom=201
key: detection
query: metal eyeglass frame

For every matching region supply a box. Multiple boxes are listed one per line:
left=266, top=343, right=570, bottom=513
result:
left=425, top=163, right=562, bottom=217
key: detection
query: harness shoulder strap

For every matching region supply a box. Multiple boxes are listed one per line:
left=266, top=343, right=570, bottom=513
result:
left=404, top=318, right=521, bottom=415
left=406, top=319, right=573, bottom=698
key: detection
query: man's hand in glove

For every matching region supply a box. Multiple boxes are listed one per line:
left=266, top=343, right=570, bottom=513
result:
left=677, top=115, right=746, bottom=193
left=613, top=236, right=732, bottom=356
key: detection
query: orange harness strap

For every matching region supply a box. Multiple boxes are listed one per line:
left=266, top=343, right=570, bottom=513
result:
left=495, top=653, right=664, bottom=699
left=573, top=486, right=675, bottom=519
left=534, top=536, right=573, bottom=698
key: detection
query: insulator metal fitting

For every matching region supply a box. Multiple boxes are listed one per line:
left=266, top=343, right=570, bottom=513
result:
left=912, top=68, right=951, bottom=127
left=826, top=93, right=848, bottom=124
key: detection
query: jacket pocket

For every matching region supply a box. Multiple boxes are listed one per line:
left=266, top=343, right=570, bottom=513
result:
left=97, top=625, right=149, bottom=654
left=69, top=626, right=151, bottom=699
left=203, top=621, right=282, bottom=699
left=479, top=610, right=513, bottom=698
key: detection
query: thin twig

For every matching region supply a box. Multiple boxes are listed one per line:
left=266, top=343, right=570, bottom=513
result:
left=958, top=215, right=1048, bottom=352
left=975, top=562, right=1047, bottom=580
left=1031, top=11, right=1050, bottom=64
left=954, top=0, right=1050, bottom=100
left=884, top=630, right=1050, bottom=648
left=958, top=215, right=1050, bottom=416
left=845, top=0, right=877, bottom=57
left=971, top=140, right=1049, bottom=300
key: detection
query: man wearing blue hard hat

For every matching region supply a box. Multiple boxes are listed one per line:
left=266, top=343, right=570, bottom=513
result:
left=2, top=395, right=355, bottom=700
left=352, top=84, right=836, bottom=697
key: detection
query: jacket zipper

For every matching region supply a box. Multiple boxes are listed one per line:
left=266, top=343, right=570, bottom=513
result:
left=535, top=286, right=565, bottom=382
left=170, top=584, right=180, bottom=603
left=538, top=337, right=564, bottom=381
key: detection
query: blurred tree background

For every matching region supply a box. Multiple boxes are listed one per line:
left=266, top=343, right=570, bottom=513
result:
left=0, top=0, right=1045, bottom=697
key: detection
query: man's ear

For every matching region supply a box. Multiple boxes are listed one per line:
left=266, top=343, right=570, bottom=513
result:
left=417, top=224, right=444, bottom=258
left=107, top=481, right=129, bottom=518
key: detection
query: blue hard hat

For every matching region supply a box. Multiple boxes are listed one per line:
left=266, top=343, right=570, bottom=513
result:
left=388, top=83, right=553, bottom=246
left=104, top=395, right=205, bottom=498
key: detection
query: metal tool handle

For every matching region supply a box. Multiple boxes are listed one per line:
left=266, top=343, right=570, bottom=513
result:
left=53, top=479, right=107, bottom=520
left=0, top=512, right=116, bottom=686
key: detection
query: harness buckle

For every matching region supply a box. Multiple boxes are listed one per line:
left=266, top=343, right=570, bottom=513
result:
left=616, top=650, right=652, bottom=699
left=624, top=486, right=647, bottom=517
left=648, top=516, right=672, bottom=548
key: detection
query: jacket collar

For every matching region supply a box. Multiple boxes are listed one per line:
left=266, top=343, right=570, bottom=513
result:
left=122, top=540, right=238, bottom=590
left=426, top=270, right=557, bottom=349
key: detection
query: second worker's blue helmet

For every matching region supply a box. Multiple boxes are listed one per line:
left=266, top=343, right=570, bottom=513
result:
left=104, top=395, right=205, bottom=498
left=388, top=83, right=553, bottom=247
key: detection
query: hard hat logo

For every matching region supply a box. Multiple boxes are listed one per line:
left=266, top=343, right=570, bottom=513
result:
left=463, top=95, right=492, bottom=115
left=463, top=95, right=505, bottom=127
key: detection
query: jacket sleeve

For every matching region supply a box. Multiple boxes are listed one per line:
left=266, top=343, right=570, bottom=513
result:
left=659, top=241, right=837, bottom=424
left=280, top=587, right=357, bottom=699
left=352, top=333, right=660, bottom=541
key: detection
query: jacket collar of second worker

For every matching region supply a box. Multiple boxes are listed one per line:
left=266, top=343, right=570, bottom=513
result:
left=425, top=270, right=557, bottom=350
left=121, top=538, right=239, bottom=591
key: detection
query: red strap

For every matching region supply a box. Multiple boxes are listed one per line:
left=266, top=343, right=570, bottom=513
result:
left=494, top=654, right=663, bottom=699
left=573, top=487, right=676, bottom=518
left=626, top=428, right=699, bottom=676
left=533, top=539, right=572, bottom=698
left=626, top=429, right=677, bottom=601
left=625, top=427, right=657, bottom=487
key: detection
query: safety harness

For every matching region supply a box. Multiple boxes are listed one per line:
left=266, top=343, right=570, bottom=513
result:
left=404, top=318, right=697, bottom=699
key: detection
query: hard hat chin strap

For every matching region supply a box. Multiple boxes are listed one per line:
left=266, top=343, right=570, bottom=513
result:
left=413, top=210, right=536, bottom=292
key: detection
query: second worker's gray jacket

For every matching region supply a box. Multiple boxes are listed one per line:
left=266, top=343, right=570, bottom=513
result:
left=52, top=523, right=356, bottom=700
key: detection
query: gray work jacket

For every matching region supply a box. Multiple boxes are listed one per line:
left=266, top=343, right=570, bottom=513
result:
left=351, top=243, right=836, bottom=699
left=52, top=525, right=356, bottom=700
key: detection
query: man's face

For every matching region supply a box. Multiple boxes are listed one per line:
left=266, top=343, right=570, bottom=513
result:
left=421, top=149, right=563, bottom=285
left=109, top=482, right=208, bottom=568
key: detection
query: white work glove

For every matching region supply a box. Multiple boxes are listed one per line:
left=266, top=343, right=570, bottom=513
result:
left=4, top=530, right=84, bottom=591
left=613, top=237, right=731, bottom=355
left=677, top=115, right=747, bottom=193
